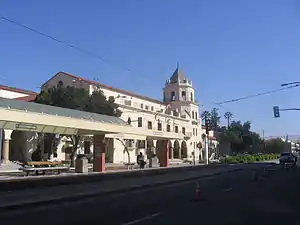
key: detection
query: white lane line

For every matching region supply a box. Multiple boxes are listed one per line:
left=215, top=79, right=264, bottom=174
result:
left=121, top=212, right=162, bottom=225
left=222, top=187, right=233, bottom=192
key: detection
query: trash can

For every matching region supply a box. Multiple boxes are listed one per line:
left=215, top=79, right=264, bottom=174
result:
left=75, top=154, right=88, bottom=173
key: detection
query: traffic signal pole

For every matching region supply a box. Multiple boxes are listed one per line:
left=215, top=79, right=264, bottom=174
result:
left=280, top=108, right=300, bottom=111
left=273, top=106, right=300, bottom=118
left=204, top=116, right=210, bottom=165
left=205, top=136, right=209, bottom=165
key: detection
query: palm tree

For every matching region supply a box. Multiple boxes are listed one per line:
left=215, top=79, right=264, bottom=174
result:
left=224, top=112, right=233, bottom=129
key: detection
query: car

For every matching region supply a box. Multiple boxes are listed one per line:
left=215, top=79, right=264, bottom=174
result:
left=279, top=152, right=297, bottom=165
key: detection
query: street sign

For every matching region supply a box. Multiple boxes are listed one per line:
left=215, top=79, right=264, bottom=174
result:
left=273, top=106, right=280, bottom=118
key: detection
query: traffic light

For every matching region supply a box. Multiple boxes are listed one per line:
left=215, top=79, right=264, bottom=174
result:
left=205, top=117, right=211, bottom=134
left=273, top=106, right=280, bottom=118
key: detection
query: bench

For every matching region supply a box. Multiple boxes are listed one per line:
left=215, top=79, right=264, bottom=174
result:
left=20, top=161, right=70, bottom=176
left=124, top=163, right=136, bottom=170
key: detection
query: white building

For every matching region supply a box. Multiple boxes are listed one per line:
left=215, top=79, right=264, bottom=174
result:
left=41, top=67, right=204, bottom=163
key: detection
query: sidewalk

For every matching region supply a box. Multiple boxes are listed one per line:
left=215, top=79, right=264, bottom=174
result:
left=0, top=165, right=241, bottom=209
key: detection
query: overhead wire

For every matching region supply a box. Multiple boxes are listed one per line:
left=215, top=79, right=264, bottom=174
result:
left=0, top=14, right=133, bottom=73
left=215, top=84, right=300, bottom=105
left=1, top=14, right=300, bottom=108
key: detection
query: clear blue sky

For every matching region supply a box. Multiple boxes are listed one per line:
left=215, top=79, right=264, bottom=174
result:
left=0, top=0, right=299, bottom=137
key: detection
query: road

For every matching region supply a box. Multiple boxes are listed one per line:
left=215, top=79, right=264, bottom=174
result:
left=1, top=163, right=300, bottom=225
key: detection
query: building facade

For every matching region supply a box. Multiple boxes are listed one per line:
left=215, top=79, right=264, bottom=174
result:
left=42, top=68, right=204, bottom=163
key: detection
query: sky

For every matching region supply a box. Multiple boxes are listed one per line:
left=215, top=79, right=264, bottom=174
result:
left=0, top=0, right=300, bottom=137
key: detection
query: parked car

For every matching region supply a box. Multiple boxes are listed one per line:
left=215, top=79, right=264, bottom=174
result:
left=279, top=152, right=297, bottom=165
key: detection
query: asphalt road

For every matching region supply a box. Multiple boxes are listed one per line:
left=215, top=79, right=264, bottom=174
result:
left=1, top=163, right=300, bottom=225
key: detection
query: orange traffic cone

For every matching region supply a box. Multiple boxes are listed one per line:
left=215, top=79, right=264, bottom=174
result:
left=195, top=181, right=201, bottom=201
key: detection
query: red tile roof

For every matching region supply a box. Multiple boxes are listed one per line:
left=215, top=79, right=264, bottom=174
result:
left=15, top=94, right=37, bottom=102
left=0, top=85, right=37, bottom=95
left=47, top=72, right=166, bottom=105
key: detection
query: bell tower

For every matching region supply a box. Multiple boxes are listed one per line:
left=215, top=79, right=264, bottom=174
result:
left=163, top=65, right=199, bottom=120
left=163, top=64, right=195, bottom=102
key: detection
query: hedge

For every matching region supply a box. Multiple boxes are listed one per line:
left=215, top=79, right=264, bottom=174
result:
left=222, top=153, right=280, bottom=164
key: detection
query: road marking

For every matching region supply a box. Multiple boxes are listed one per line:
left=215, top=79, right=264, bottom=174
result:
left=223, top=187, right=233, bottom=192
left=111, top=176, right=218, bottom=198
left=121, top=212, right=162, bottom=225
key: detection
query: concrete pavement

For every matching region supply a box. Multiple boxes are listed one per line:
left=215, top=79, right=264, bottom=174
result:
left=0, top=163, right=289, bottom=225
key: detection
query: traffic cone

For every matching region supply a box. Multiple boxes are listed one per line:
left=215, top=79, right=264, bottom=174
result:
left=195, top=181, right=201, bottom=201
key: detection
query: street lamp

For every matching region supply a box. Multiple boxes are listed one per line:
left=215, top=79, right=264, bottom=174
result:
left=281, top=82, right=300, bottom=87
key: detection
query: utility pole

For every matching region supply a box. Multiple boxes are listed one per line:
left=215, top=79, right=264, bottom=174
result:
left=204, top=116, right=210, bottom=165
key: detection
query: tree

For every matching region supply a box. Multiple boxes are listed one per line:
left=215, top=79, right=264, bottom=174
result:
left=218, top=120, right=262, bottom=154
left=201, top=110, right=211, bottom=121
left=210, top=108, right=221, bottom=130
left=224, top=112, right=233, bottom=129
left=201, top=108, right=221, bottom=131
left=35, top=83, right=122, bottom=166
left=264, top=138, right=286, bottom=153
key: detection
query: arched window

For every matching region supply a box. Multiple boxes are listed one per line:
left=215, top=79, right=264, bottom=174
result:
left=181, top=91, right=186, bottom=100
left=190, top=92, right=194, bottom=102
left=171, top=91, right=176, bottom=101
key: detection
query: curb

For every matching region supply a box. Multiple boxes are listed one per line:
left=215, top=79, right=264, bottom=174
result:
left=0, top=164, right=229, bottom=192
left=0, top=168, right=243, bottom=212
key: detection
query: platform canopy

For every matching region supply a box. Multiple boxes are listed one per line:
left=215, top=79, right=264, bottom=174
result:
left=0, top=97, right=183, bottom=140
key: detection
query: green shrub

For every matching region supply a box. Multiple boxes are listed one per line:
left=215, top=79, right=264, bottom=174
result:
left=222, top=153, right=278, bottom=164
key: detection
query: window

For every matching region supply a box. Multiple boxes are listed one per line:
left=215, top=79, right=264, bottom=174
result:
left=167, top=124, right=171, bottom=132
left=175, top=126, right=178, bottom=133
left=138, top=117, right=143, bottom=127
left=140, top=104, right=144, bottom=109
left=151, top=106, right=154, bottom=111
left=137, top=140, right=145, bottom=148
left=195, top=112, right=198, bottom=119
left=196, top=129, right=198, bottom=136
left=171, top=91, right=176, bottom=101
left=192, top=111, right=195, bottom=119
left=182, top=127, right=186, bottom=135
left=145, top=105, right=149, bottom=110
left=124, top=100, right=132, bottom=106
left=58, top=80, right=64, bottom=86
left=148, top=121, right=152, bottom=130
left=127, top=117, right=131, bottom=125
left=125, top=139, right=134, bottom=148
left=190, top=93, right=194, bottom=102
left=193, top=128, right=195, bottom=135
left=157, top=122, right=162, bottom=131
left=181, top=91, right=186, bottom=100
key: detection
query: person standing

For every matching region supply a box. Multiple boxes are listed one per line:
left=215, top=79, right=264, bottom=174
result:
left=137, top=152, right=146, bottom=169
